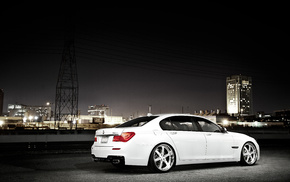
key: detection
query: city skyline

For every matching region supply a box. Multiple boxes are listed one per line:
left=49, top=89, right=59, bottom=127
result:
left=1, top=7, right=289, bottom=117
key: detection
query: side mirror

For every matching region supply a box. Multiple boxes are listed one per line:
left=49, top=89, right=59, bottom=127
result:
left=218, top=124, right=227, bottom=133
left=222, top=127, right=227, bottom=133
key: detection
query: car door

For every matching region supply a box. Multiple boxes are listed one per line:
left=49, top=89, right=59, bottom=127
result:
left=160, top=116, right=207, bottom=161
left=196, top=118, right=234, bottom=160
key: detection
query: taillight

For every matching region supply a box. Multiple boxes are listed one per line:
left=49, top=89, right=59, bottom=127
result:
left=94, top=136, right=97, bottom=142
left=113, top=132, right=135, bottom=142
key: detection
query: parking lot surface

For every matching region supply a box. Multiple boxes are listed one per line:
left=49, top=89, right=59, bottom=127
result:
left=0, top=147, right=289, bottom=182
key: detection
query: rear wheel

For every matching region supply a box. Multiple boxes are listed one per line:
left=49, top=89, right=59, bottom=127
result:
left=148, top=143, right=175, bottom=173
left=240, top=142, right=258, bottom=166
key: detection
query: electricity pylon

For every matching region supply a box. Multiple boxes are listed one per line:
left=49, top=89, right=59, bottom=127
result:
left=55, top=16, right=79, bottom=129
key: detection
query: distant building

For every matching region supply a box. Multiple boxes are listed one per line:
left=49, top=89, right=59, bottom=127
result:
left=226, top=75, right=253, bottom=116
left=0, top=89, right=3, bottom=116
left=88, top=105, right=109, bottom=116
left=86, top=105, right=123, bottom=125
left=8, top=104, right=52, bottom=121
left=87, top=105, right=109, bottom=123
left=274, top=109, right=290, bottom=122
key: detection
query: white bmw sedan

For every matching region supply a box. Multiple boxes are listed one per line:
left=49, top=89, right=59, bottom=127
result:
left=91, top=114, right=260, bottom=172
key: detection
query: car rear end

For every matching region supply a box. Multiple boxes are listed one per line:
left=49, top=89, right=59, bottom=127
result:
left=91, top=128, right=132, bottom=164
left=91, top=127, right=158, bottom=166
left=91, top=116, right=167, bottom=166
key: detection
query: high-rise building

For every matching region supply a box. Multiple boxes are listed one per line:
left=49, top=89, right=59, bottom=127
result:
left=226, top=75, right=253, bottom=116
left=0, top=89, right=3, bottom=116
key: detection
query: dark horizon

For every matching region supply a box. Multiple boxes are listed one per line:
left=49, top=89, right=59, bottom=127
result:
left=1, top=7, right=289, bottom=118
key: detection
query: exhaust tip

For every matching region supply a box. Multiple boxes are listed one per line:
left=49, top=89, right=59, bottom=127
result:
left=112, top=159, right=121, bottom=164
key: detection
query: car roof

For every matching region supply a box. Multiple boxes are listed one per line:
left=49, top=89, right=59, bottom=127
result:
left=152, top=113, right=204, bottom=117
left=150, top=113, right=211, bottom=121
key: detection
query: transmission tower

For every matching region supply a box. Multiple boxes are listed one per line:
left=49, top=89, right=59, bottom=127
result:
left=55, top=16, right=79, bottom=128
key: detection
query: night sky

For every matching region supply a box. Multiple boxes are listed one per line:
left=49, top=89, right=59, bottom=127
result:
left=1, top=6, right=289, bottom=118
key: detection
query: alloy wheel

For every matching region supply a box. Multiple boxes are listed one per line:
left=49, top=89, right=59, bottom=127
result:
left=151, top=144, right=175, bottom=172
left=242, top=142, right=258, bottom=165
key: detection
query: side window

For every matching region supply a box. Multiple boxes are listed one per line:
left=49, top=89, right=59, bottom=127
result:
left=160, top=117, right=200, bottom=131
left=159, top=119, right=174, bottom=130
left=196, top=119, right=221, bottom=132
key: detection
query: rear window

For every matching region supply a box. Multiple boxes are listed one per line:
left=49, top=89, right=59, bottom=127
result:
left=116, top=116, right=158, bottom=128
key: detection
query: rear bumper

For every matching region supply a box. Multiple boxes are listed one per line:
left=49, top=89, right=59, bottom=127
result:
left=92, top=154, right=125, bottom=164
left=91, top=141, right=152, bottom=166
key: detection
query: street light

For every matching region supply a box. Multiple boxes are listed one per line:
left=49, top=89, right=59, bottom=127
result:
left=46, top=101, right=53, bottom=121
left=223, top=119, right=229, bottom=126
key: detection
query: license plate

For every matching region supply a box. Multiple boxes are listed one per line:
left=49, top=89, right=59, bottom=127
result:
left=101, top=136, right=108, bottom=143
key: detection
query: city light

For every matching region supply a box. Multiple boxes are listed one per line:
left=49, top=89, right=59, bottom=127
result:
left=223, top=119, right=229, bottom=126
left=254, top=121, right=259, bottom=127
left=0, top=120, right=4, bottom=126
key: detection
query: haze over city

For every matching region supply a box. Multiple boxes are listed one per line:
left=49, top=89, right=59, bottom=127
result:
left=1, top=6, right=289, bottom=118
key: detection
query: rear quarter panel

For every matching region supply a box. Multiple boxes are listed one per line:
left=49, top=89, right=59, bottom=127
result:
left=121, top=127, right=176, bottom=166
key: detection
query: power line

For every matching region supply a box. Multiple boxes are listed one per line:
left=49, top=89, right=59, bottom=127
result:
left=75, top=51, right=228, bottom=80
left=75, top=24, right=257, bottom=67
left=75, top=33, right=266, bottom=78
left=75, top=46, right=229, bottom=77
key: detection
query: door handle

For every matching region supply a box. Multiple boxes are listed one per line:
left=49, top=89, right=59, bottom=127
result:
left=206, top=133, right=212, bottom=136
left=170, top=132, right=177, bottom=135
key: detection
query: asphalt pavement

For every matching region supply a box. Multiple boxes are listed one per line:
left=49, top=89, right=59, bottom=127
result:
left=0, top=146, right=289, bottom=182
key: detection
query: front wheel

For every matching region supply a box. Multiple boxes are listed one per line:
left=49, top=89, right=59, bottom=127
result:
left=148, top=143, right=175, bottom=173
left=240, top=142, right=258, bottom=166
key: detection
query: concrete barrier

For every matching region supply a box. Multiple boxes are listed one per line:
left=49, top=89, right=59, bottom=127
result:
left=0, top=134, right=94, bottom=143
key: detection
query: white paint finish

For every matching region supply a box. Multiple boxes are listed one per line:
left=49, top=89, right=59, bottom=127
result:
left=166, top=131, right=206, bottom=161
left=91, top=114, right=260, bottom=167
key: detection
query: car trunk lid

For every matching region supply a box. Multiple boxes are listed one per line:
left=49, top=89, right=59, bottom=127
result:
left=94, top=128, right=124, bottom=145
left=95, top=128, right=124, bottom=136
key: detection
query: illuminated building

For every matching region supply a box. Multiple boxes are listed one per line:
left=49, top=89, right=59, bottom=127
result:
left=84, top=105, right=123, bottom=125
left=87, top=105, right=113, bottom=124
left=226, top=75, right=253, bottom=116
left=88, top=105, right=109, bottom=116
left=8, top=104, right=52, bottom=121
left=0, top=89, right=3, bottom=116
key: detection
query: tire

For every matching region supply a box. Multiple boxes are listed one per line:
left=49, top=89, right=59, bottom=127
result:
left=148, top=143, right=175, bottom=173
left=240, top=142, right=258, bottom=166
